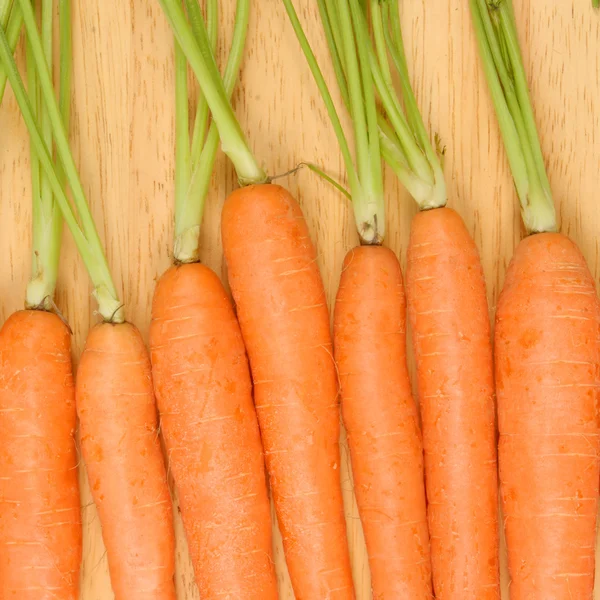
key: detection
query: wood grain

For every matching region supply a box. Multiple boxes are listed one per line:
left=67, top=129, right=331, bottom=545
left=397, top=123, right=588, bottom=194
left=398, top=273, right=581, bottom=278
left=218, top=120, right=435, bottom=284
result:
left=0, top=1, right=599, bottom=598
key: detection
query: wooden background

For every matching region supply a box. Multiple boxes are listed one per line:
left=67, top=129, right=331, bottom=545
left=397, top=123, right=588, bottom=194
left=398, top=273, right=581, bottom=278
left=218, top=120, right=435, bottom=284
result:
left=1, top=1, right=599, bottom=598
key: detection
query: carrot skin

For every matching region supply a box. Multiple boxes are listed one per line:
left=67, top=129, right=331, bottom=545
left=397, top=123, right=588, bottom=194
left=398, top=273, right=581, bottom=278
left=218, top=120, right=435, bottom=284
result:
left=334, top=246, right=433, bottom=599
left=222, top=184, right=355, bottom=600
left=0, top=310, right=81, bottom=600
left=406, top=207, right=499, bottom=599
left=496, top=232, right=600, bottom=599
left=150, top=263, right=277, bottom=599
left=77, top=322, right=176, bottom=600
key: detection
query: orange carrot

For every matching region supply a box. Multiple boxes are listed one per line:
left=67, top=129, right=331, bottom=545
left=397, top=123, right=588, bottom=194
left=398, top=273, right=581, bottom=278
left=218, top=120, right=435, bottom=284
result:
left=0, top=311, right=81, bottom=600
left=471, top=1, right=600, bottom=596
left=222, top=183, right=355, bottom=599
left=150, top=264, right=277, bottom=598
left=2, top=3, right=177, bottom=597
left=334, top=246, right=432, bottom=599
left=283, top=2, right=434, bottom=595
left=0, top=7, right=82, bottom=598
left=495, top=233, right=600, bottom=597
left=77, top=322, right=176, bottom=599
left=150, top=3, right=277, bottom=595
left=406, top=208, right=499, bottom=599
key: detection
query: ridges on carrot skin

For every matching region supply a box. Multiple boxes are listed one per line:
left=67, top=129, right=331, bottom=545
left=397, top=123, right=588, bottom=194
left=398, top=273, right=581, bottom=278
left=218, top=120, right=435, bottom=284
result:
left=0, top=310, right=81, bottom=600
left=150, top=263, right=278, bottom=599
left=77, top=322, right=176, bottom=600
left=334, top=245, right=433, bottom=599
left=222, top=183, right=355, bottom=600
left=406, top=207, right=500, bottom=600
left=496, top=232, right=600, bottom=599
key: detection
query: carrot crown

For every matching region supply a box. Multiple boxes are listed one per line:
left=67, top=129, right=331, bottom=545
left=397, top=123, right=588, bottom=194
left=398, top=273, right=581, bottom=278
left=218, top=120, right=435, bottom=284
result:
left=470, top=0, right=557, bottom=234
left=0, top=1, right=23, bottom=105
left=159, top=0, right=268, bottom=188
left=0, top=0, right=124, bottom=322
left=171, top=0, right=248, bottom=263
left=282, top=0, right=447, bottom=243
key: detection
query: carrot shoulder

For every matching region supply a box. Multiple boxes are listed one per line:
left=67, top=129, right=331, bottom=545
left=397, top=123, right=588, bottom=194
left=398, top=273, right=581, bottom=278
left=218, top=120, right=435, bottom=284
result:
left=0, top=310, right=81, bottom=599
left=222, top=183, right=355, bottom=599
left=406, top=207, right=499, bottom=599
left=495, top=232, right=600, bottom=598
left=77, top=322, right=176, bottom=600
left=150, top=263, right=277, bottom=599
left=334, top=246, right=432, bottom=598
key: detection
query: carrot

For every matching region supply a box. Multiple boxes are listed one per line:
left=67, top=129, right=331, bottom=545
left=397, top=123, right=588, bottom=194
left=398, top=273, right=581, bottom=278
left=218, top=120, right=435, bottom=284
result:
left=77, top=323, right=175, bottom=599
left=0, top=6, right=81, bottom=598
left=283, top=2, right=433, bottom=597
left=334, top=247, right=432, bottom=597
left=222, top=183, right=354, bottom=598
left=406, top=207, right=498, bottom=598
left=0, top=5, right=177, bottom=597
left=159, top=1, right=355, bottom=596
left=0, top=311, right=80, bottom=599
left=471, top=1, right=600, bottom=596
left=150, top=265, right=276, bottom=598
left=149, top=3, right=277, bottom=596
left=496, top=234, right=599, bottom=597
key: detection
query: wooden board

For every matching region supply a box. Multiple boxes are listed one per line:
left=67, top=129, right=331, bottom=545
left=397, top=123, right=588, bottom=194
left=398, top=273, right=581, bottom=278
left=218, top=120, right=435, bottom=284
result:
left=1, top=1, right=599, bottom=598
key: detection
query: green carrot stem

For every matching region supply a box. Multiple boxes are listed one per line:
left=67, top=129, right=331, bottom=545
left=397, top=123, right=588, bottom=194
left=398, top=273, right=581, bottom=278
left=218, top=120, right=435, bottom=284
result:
left=26, top=0, right=64, bottom=310
left=470, top=0, right=556, bottom=233
left=0, top=1, right=23, bottom=104
left=187, top=0, right=216, bottom=169
left=174, top=0, right=248, bottom=262
left=4, top=0, right=124, bottom=321
left=283, top=0, right=385, bottom=244
left=174, top=40, right=191, bottom=256
left=0, top=0, right=12, bottom=28
left=159, top=0, right=267, bottom=186
left=594, top=0, right=599, bottom=9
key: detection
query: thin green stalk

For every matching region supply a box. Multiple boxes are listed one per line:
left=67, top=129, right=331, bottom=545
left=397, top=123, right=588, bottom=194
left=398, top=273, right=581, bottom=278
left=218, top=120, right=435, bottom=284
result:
left=4, top=0, right=124, bottom=321
left=174, top=0, right=248, bottom=262
left=349, top=0, right=385, bottom=242
left=318, top=0, right=349, bottom=107
left=188, top=0, right=217, bottom=169
left=174, top=40, right=191, bottom=255
left=0, top=0, right=12, bottom=27
left=594, top=0, right=599, bottom=9
left=0, top=2, right=24, bottom=104
left=26, top=0, right=64, bottom=309
left=470, top=0, right=556, bottom=233
left=280, top=0, right=357, bottom=195
left=159, top=0, right=267, bottom=185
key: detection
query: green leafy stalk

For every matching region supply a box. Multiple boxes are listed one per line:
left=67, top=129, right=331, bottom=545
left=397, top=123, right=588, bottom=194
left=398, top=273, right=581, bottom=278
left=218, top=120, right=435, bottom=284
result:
left=159, top=0, right=267, bottom=186
left=0, top=0, right=12, bottom=28
left=174, top=0, right=248, bottom=262
left=370, top=0, right=446, bottom=209
left=1, top=0, right=124, bottom=321
left=470, top=0, right=556, bottom=233
left=283, top=0, right=385, bottom=244
left=0, top=1, right=24, bottom=104
left=187, top=0, right=216, bottom=168
left=26, top=0, right=66, bottom=310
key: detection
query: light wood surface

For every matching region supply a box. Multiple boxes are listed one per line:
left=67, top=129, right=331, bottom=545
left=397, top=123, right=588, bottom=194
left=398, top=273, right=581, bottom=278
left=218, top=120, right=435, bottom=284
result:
left=1, top=1, right=599, bottom=598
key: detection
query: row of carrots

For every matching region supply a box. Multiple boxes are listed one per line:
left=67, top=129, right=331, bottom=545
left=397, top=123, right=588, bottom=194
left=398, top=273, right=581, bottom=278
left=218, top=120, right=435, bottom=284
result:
left=0, top=1, right=598, bottom=599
